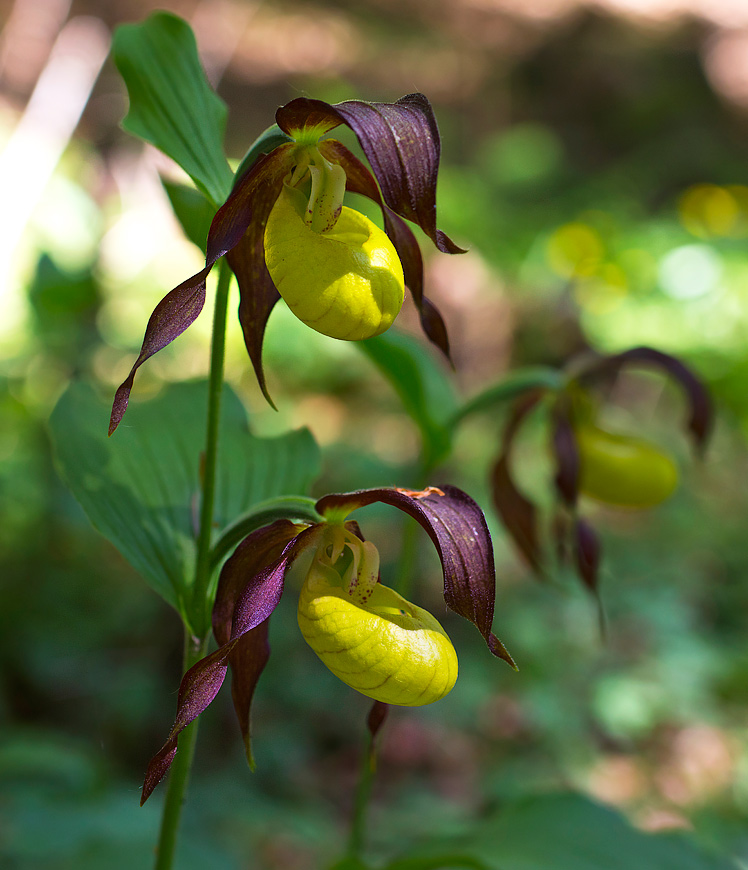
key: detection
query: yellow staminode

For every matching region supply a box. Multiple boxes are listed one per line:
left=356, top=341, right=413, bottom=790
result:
left=575, top=424, right=679, bottom=508
left=298, top=550, right=458, bottom=706
left=264, top=185, right=405, bottom=341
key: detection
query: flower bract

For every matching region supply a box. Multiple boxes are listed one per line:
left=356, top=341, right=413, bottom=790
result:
left=110, top=94, right=463, bottom=434
left=139, top=485, right=513, bottom=805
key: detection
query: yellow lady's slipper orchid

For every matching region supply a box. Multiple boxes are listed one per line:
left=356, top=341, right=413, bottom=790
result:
left=297, top=534, right=457, bottom=706
left=575, top=424, right=679, bottom=508
left=264, top=185, right=405, bottom=341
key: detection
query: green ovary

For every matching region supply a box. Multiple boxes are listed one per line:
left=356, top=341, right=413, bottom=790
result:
left=264, top=186, right=405, bottom=340
left=297, top=563, right=458, bottom=706
left=576, top=425, right=679, bottom=508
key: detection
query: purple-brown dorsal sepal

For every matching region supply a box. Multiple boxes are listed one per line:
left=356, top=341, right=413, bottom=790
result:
left=551, top=409, right=580, bottom=508
left=110, top=145, right=295, bottom=434
left=315, top=486, right=515, bottom=668
left=141, top=641, right=238, bottom=804
left=212, top=520, right=302, bottom=646
left=581, top=346, right=714, bottom=454
left=319, top=139, right=451, bottom=361
left=276, top=94, right=464, bottom=255
left=490, top=392, right=546, bottom=576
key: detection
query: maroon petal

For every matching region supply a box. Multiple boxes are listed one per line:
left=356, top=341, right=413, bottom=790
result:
left=580, top=346, right=714, bottom=453
left=110, top=144, right=294, bottom=433
left=226, top=620, right=270, bottom=769
left=551, top=409, right=580, bottom=508
left=141, top=641, right=237, bottom=804
left=230, top=524, right=323, bottom=638
left=490, top=392, right=546, bottom=575
left=315, top=486, right=515, bottom=668
left=574, top=517, right=601, bottom=594
left=109, top=266, right=211, bottom=435
left=142, top=521, right=317, bottom=803
left=212, top=519, right=301, bottom=645
left=277, top=94, right=463, bottom=254
left=320, top=139, right=451, bottom=360
left=367, top=700, right=389, bottom=739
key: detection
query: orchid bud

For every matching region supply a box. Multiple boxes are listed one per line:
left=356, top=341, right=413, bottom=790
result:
left=264, top=184, right=405, bottom=341
left=297, top=534, right=458, bottom=706
left=575, top=424, right=679, bottom=508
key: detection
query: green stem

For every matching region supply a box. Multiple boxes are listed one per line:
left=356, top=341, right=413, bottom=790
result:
left=153, top=259, right=232, bottom=870
left=153, top=630, right=209, bottom=870
left=191, top=258, right=232, bottom=635
left=347, top=728, right=378, bottom=860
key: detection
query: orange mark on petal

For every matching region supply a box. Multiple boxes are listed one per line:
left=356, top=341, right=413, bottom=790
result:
left=396, top=486, right=446, bottom=499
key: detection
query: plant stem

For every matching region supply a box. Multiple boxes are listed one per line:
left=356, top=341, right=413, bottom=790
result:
left=191, top=257, right=232, bottom=634
left=154, top=630, right=209, bottom=870
left=347, top=728, right=378, bottom=860
left=153, top=259, right=231, bottom=870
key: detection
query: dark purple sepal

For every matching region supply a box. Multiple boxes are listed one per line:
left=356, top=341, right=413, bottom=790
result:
left=582, top=346, right=714, bottom=453
left=367, top=700, right=389, bottom=739
left=111, top=145, right=295, bottom=432
left=332, top=94, right=464, bottom=255
left=551, top=410, right=580, bottom=508
left=574, top=517, right=601, bottom=594
left=212, top=520, right=301, bottom=645
left=141, top=522, right=316, bottom=803
left=490, top=393, right=546, bottom=575
left=226, top=620, right=270, bottom=770
left=277, top=94, right=463, bottom=255
left=212, top=520, right=304, bottom=766
left=141, top=641, right=238, bottom=805
left=228, top=234, right=280, bottom=408
left=320, top=139, right=451, bottom=360
left=109, top=265, right=211, bottom=435
left=229, top=524, right=323, bottom=637
left=315, top=486, right=515, bottom=668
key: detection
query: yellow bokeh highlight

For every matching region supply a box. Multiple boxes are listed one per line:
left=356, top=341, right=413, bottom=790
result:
left=678, top=183, right=748, bottom=238
left=573, top=262, right=628, bottom=315
left=547, top=222, right=604, bottom=278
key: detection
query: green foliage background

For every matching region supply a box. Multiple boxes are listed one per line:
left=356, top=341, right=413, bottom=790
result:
left=3, top=1, right=748, bottom=868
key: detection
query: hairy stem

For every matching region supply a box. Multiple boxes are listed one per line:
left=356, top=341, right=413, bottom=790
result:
left=153, top=631, right=209, bottom=870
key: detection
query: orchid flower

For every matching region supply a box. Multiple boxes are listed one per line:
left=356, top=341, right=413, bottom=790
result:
left=492, top=346, right=713, bottom=593
left=140, top=484, right=514, bottom=804
left=110, top=94, right=463, bottom=434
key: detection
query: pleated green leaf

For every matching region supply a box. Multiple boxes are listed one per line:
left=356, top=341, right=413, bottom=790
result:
left=113, top=12, right=233, bottom=205
left=49, top=381, right=320, bottom=616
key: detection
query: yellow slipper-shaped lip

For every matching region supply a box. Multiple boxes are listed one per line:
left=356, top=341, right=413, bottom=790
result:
left=264, top=185, right=405, bottom=341
left=576, top=424, right=679, bottom=508
left=298, top=561, right=458, bottom=706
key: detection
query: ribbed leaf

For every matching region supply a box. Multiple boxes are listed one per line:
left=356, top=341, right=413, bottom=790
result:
left=49, top=381, right=320, bottom=614
left=113, top=12, right=233, bottom=205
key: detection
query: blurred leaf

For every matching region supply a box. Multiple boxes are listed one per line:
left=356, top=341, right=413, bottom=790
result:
left=359, top=330, right=457, bottom=470
left=399, top=793, right=738, bottom=870
left=113, top=12, right=233, bottom=205
left=385, top=855, right=491, bottom=869
left=161, top=180, right=215, bottom=254
left=49, top=381, right=320, bottom=619
left=453, top=366, right=562, bottom=424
